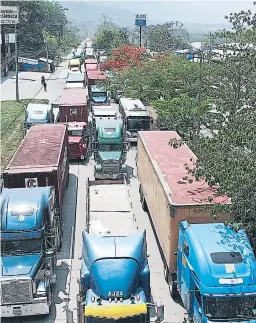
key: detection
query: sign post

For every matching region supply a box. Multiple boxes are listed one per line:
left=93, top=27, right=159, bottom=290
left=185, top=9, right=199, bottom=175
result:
left=135, top=14, right=147, bottom=47
left=0, top=6, right=19, bottom=101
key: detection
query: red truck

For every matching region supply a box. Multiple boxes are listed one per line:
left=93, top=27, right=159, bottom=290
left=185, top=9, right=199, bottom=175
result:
left=86, top=70, right=106, bottom=88
left=58, top=87, right=90, bottom=162
left=84, top=58, right=97, bottom=69
left=3, top=123, right=69, bottom=211
left=67, top=121, right=89, bottom=162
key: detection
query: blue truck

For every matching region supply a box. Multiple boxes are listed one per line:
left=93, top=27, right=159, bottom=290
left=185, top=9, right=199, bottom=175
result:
left=0, top=186, right=62, bottom=318
left=24, top=103, right=54, bottom=135
left=90, top=85, right=110, bottom=107
left=77, top=178, right=164, bottom=323
left=177, top=221, right=256, bottom=323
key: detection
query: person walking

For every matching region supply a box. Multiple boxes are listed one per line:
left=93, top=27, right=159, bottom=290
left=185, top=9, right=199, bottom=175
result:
left=41, top=76, right=47, bottom=92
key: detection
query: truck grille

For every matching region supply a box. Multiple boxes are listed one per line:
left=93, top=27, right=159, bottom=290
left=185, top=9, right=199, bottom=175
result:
left=102, top=160, right=119, bottom=173
left=1, top=280, right=32, bottom=305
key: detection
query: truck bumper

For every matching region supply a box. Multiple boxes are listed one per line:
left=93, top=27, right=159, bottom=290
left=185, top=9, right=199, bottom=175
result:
left=0, top=299, right=49, bottom=317
left=128, top=137, right=138, bottom=143
left=94, top=172, right=124, bottom=180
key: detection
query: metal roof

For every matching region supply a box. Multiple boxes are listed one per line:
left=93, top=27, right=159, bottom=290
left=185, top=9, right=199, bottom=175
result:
left=139, top=131, right=230, bottom=206
left=4, top=124, right=67, bottom=173
left=59, top=87, right=88, bottom=106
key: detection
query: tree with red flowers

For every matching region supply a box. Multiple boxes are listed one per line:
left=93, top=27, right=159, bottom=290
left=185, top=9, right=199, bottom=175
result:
left=102, top=45, right=150, bottom=72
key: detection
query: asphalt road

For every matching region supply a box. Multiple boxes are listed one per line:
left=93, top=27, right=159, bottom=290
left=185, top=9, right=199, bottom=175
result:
left=1, top=61, right=186, bottom=323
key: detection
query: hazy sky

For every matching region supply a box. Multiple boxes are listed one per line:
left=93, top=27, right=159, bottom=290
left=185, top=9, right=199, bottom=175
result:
left=69, top=1, right=255, bottom=24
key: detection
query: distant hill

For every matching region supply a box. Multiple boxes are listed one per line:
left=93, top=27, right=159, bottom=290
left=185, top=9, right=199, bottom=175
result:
left=60, top=1, right=231, bottom=38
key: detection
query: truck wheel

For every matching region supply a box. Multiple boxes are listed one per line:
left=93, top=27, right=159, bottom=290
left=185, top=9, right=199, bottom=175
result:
left=47, top=285, right=53, bottom=312
left=139, top=186, right=148, bottom=212
left=169, top=273, right=178, bottom=298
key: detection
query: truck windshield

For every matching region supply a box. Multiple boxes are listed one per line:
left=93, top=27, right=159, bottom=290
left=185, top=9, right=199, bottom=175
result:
left=127, top=117, right=151, bottom=131
left=88, top=315, right=146, bottom=322
left=68, top=129, right=83, bottom=136
left=1, top=239, right=43, bottom=256
left=92, top=92, right=106, bottom=97
left=98, top=144, right=122, bottom=151
left=204, top=296, right=256, bottom=320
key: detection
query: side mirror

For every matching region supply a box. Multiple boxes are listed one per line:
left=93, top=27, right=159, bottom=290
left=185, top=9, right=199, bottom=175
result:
left=156, top=304, right=164, bottom=322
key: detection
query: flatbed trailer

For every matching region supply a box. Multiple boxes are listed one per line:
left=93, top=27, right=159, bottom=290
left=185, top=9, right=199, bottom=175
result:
left=77, top=177, right=164, bottom=323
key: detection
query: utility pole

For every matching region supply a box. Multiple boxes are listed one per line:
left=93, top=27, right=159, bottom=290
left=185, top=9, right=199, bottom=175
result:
left=44, top=37, right=49, bottom=72
left=139, top=26, right=142, bottom=47
left=197, top=49, right=203, bottom=136
left=15, top=23, right=19, bottom=101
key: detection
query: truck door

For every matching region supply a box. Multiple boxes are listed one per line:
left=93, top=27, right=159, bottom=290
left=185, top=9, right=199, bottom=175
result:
left=193, top=285, right=203, bottom=323
left=179, top=238, right=190, bottom=300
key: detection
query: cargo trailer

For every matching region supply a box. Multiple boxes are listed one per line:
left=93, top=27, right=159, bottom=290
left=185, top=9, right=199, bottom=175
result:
left=59, top=87, right=89, bottom=122
left=3, top=123, right=69, bottom=211
left=137, top=131, right=231, bottom=293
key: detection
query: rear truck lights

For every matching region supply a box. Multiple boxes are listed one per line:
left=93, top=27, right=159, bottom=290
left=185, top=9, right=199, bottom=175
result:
left=108, top=298, right=112, bottom=303
left=91, top=296, right=95, bottom=303
left=120, top=298, right=123, bottom=302
left=114, top=297, right=117, bottom=303
left=136, top=294, right=140, bottom=301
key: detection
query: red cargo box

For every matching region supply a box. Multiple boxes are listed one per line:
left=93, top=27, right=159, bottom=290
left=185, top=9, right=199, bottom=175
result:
left=87, top=70, right=106, bottom=86
left=3, top=124, right=69, bottom=210
left=59, top=87, right=89, bottom=122
left=86, top=64, right=98, bottom=71
left=85, top=58, right=97, bottom=65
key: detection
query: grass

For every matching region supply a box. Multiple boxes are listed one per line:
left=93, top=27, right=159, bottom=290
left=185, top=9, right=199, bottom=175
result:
left=1, top=99, right=49, bottom=172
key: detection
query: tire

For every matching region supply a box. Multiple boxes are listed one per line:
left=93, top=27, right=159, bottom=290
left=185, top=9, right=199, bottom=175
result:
left=164, top=265, right=169, bottom=282
left=47, top=285, right=53, bottom=312
left=169, top=273, right=178, bottom=298
left=139, top=186, right=148, bottom=212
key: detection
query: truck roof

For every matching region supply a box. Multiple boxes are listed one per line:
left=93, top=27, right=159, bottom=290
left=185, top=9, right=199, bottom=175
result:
left=138, top=131, right=230, bottom=206
left=4, top=124, right=67, bottom=174
left=91, top=86, right=105, bottom=92
left=120, top=98, right=147, bottom=112
left=87, top=70, right=106, bottom=80
left=26, top=104, right=51, bottom=121
left=182, top=221, right=256, bottom=291
left=86, top=64, right=98, bottom=71
left=1, top=187, right=51, bottom=231
left=85, top=58, right=97, bottom=64
left=96, top=118, right=122, bottom=130
left=82, top=231, right=146, bottom=269
left=66, top=72, right=85, bottom=83
left=59, top=87, right=88, bottom=106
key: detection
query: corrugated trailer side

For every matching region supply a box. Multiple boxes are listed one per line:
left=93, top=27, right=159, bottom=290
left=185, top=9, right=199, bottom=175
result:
left=137, top=131, right=231, bottom=286
left=3, top=124, right=69, bottom=210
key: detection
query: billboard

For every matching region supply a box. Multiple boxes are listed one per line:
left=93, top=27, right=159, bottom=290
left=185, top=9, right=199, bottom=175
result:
left=0, top=6, right=19, bottom=25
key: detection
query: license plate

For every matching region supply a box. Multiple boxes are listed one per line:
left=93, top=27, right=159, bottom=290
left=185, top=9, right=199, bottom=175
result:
left=13, top=308, right=22, bottom=315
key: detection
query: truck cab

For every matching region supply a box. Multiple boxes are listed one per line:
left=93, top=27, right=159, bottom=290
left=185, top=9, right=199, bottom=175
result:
left=79, top=231, right=161, bottom=323
left=0, top=187, right=61, bottom=318
left=90, top=85, right=110, bottom=107
left=93, top=118, right=128, bottom=180
left=119, top=98, right=152, bottom=142
left=69, top=58, right=81, bottom=72
left=24, top=103, right=54, bottom=134
left=67, top=122, right=89, bottom=162
left=176, top=221, right=256, bottom=323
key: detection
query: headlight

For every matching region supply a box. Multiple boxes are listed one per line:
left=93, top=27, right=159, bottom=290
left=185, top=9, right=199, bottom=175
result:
left=95, top=164, right=102, bottom=171
left=121, top=164, right=127, bottom=170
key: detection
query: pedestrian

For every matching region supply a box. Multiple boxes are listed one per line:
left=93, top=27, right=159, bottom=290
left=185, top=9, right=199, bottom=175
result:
left=41, top=76, right=47, bottom=92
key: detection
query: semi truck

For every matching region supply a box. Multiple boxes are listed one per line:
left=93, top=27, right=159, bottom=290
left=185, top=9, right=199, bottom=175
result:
left=67, top=122, right=90, bottom=162
left=66, top=71, right=86, bottom=88
left=69, top=58, right=81, bottom=72
left=0, top=186, right=61, bottom=317
left=77, top=177, right=165, bottom=323
left=119, top=98, right=152, bottom=143
left=86, top=70, right=106, bottom=89
left=90, top=85, right=110, bottom=107
left=136, top=131, right=256, bottom=322
left=24, top=103, right=54, bottom=134
left=3, top=123, right=69, bottom=213
left=92, top=118, right=128, bottom=180
left=58, top=87, right=89, bottom=123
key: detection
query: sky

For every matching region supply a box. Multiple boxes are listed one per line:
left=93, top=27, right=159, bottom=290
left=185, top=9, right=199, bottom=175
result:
left=63, top=0, right=255, bottom=24
left=99, top=1, right=255, bottom=24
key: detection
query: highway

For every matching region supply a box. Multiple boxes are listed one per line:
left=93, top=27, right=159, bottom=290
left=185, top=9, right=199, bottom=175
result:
left=1, top=62, right=186, bottom=323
